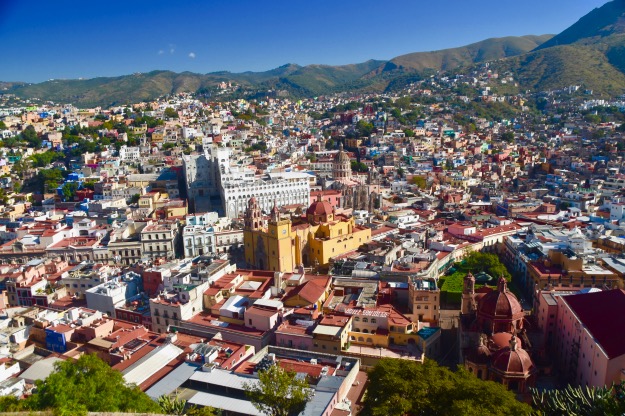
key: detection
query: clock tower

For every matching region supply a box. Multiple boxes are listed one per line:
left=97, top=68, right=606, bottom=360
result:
left=266, top=201, right=295, bottom=272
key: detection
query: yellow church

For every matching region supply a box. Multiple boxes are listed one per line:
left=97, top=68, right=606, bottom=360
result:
left=243, top=195, right=372, bottom=272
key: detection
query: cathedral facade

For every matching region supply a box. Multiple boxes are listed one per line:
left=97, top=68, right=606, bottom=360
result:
left=243, top=196, right=372, bottom=273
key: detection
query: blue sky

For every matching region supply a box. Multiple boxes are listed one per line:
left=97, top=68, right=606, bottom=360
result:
left=0, top=0, right=609, bottom=82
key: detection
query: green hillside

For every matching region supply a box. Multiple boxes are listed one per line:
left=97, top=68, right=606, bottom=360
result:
left=535, top=0, right=625, bottom=50
left=494, top=44, right=625, bottom=96
left=388, top=35, right=553, bottom=72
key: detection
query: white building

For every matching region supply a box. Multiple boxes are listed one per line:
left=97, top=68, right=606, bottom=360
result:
left=141, top=221, right=179, bottom=260
left=150, top=261, right=235, bottom=333
left=85, top=273, right=141, bottom=318
left=119, top=145, right=141, bottom=161
left=221, top=171, right=311, bottom=218
left=183, top=146, right=229, bottom=214
left=214, top=229, right=244, bottom=255
left=609, top=196, right=625, bottom=222
left=183, top=224, right=215, bottom=258
left=185, top=145, right=311, bottom=218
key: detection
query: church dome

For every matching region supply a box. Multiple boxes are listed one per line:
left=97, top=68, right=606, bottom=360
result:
left=491, top=338, right=534, bottom=376
left=467, top=335, right=491, bottom=365
left=477, top=276, right=523, bottom=321
left=307, top=199, right=333, bottom=217
left=489, top=332, right=522, bottom=351
left=334, top=143, right=350, bottom=164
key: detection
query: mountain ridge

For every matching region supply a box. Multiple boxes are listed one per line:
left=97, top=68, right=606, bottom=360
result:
left=5, top=1, right=625, bottom=107
left=534, top=0, right=625, bottom=50
left=1, top=35, right=552, bottom=107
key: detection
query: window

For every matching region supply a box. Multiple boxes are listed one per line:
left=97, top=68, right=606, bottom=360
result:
left=362, top=318, right=368, bottom=323
left=371, top=318, right=376, bottom=324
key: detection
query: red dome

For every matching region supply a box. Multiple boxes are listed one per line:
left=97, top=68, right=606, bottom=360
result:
left=474, top=292, right=487, bottom=303
left=477, top=277, right=523, bottom=321
left=491, top=345, right=534, bottom=376
left=306, top=199, right=333, bottom=217
left=467, top=344, right=491, bottom=365
left=489, top=332, right=522, bottom=351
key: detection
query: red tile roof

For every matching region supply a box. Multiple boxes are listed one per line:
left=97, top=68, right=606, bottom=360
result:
left=564, top=289, right=625, bottom=359
left=284, top=279, right=327, bottom=304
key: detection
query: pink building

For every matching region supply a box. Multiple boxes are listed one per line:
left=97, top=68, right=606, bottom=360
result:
left=245, top=305, right=280, bottom=332
left=275, top=321, right=314, bottom=350
left=309, top=190, right=341, bottom=210
left=554, top=289, right=625, bottom=388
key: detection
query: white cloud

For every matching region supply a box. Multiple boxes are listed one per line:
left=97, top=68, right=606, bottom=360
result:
left=188, top=52, right=196, bottom=59
left=170, top=47, right=175, bottom=54
left=158, top=50, right=164, bottom=55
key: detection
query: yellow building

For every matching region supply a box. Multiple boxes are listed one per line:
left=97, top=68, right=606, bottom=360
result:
left=344, top=138, right=362, bottom=149
left=243, top=196, right=371, bottom=272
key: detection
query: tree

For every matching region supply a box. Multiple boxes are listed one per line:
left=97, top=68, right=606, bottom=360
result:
left=61, top=182, right=79, bottom=202
left=501, top=131, right=515, bottom=143
left=0, top=121, right=7, bottom=130
left=243, top=364, right=313, bottom=416
left=29, top=150, right=64, bottom=168
left=82, top=180, right=98, bottom=191
left=38, top=168, right=66, bottom=194
left=356, top=120, right=374, bottom=137
left=130, top=194, right=141, bottom=204
left=164, top=107, right=179, bottom=119
left=21, top=125, right=42, bottom=147
left=412, top=175, right=427, bottom=189
left=362, top=358, right=531, bottom=416
left=23, top=354, right=161, bottom=415
left=0, top=395, right=22, bottom=412
left=584, top=114, right=601, bottom=124
left=404, top=128, right=415, bottom=137
left=463, top=252, right=511, bottom=280
left=351, top=160, right=368, bottom=173
left=531, top=383, right=625, bottom=416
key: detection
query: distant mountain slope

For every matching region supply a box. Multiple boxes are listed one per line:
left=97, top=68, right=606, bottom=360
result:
left=3, top=35, right=549, bottom=107
left=535, top=0, right=625, bottom=50
left=8, top=71, right=198, bottom=107
left=388, top=35, right=553, bottom=72
left=494, top=44, right=625, bottom=95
